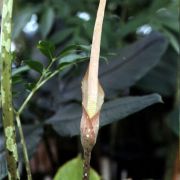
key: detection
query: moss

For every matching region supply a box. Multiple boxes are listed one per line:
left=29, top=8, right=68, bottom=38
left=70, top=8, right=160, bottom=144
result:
left=5, top=126, right=18, bottom=161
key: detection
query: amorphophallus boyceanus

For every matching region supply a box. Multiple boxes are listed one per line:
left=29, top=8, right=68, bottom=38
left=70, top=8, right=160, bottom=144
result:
left=80, top=0, right=106, bottom=179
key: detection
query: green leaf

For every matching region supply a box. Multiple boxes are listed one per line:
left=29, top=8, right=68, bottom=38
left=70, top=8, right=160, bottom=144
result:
left=12, top=65, right=30, bottom=76
left=136, top=47, right=177, bottom=96
left=46, top=93, right=162, bottom=136
left=100, top=93, right=163, bottom=127
left=37, top=40, right=55, bottom=59
left=54, top=156, right=100, bottom=180
left=57, top=53, right=89, bottom=70
left=154, top=4, right=178, bottom=33
left=59, top=54, right=88, bottom=65
left=12, top=75, right=23, bottom=85
left=60, top=44, right=90, bottom=57
left=39, top=7, right=55, bottom=38
left=60, top=32, right=168, bottom=101
left=54, top=44, right=90, bottom=71
left=163, top=29, right=179, bottom=54
left=25, top=60, right=44, bottom=74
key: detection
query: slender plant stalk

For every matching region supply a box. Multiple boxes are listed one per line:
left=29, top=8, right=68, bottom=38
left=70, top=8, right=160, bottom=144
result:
left=18, top=77, right=43, bottom=114
left=15, top=113, right=32, bottom=180
left=83, top=150, right=91, bottom=180
left=81, top=0, right=106, bottom=180
left=87, top=0, right=106, bottom=118
left=0, top=0, right=20, bottom=179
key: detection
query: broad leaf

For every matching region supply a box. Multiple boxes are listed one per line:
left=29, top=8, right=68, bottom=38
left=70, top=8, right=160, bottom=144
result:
left=136, top=47, right=177, bottom=96
left=100, top=93, right=162, bottom=127
left=163, top=29, right=179, bottom=54
left=58, top=54, right=89, bottom=70
left=40, top=7, right=55, bottom=38
left=154, top=3, right=178, bottom=33
left=54, top=156, right=100, bottom=180
left=37, top=40, right=55, bottom=59
left=60, top=32, right=168, bottom=101
left=12, top=65, right=30, bottom=76
left=46, top=93, right=162, bottom=136
left=12, top=75, right=23, bottom=85
left=25, top=60, right=44, bottom=74
left=60, top=44, right=90, bottom=57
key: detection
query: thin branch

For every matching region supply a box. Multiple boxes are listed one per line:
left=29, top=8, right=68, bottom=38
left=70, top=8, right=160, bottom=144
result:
left=15, top=114, right=32, bottom=180
left=18, top=59, right=55, bottom=114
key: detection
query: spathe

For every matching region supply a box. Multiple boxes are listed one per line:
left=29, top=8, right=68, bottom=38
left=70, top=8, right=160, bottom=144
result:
left=80, top=0, right=106, bottom=179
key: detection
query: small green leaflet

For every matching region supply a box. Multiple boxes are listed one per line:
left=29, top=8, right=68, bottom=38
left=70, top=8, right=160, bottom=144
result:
left=54, top=156, right=100, bottom=180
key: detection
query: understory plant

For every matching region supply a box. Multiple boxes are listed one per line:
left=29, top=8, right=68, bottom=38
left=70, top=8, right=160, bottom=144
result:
left=1, top=0, right=176, bottom=180
left=80, top=0, right=106, bottom=179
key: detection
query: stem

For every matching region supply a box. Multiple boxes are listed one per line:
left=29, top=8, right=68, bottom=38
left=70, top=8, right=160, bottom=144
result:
left=0, top=0, right=20, bottom=179
left=18, top=59, right=56, bottom=114
left=37, top=70, right=59, bottom=88
left=15, top=114, right=32, bottom=180
left=87, top=0, right=106, bottom=115
left=82, top=150, right=91, bottom=180
left=18, top=68, right=64, bottom=114
left=18, top=82, right=40, bottom=114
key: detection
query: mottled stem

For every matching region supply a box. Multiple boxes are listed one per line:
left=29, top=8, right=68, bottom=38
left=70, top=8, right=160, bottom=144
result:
left=0, top=0, right=20, bottom=179
left=83, top=150, right=91, bottom=180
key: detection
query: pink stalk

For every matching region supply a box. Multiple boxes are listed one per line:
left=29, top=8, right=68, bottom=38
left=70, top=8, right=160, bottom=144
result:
left=80, top=0, right=107, bottom=179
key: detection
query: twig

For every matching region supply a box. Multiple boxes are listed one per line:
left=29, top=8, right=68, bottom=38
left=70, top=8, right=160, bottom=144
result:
left=15, top=113, right=32, bottom=180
